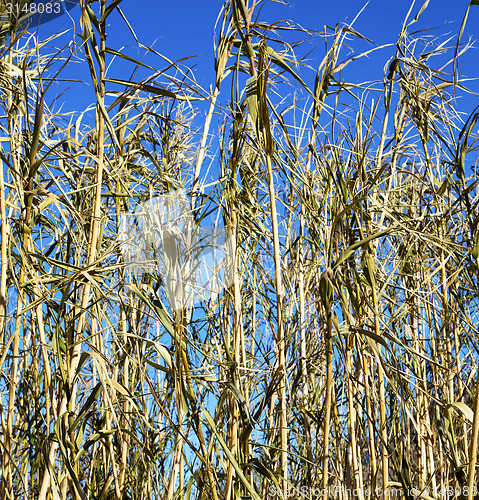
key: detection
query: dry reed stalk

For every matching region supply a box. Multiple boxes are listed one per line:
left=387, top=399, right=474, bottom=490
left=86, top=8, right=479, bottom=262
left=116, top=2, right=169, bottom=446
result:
left=267, top=153, right=288, bottom=498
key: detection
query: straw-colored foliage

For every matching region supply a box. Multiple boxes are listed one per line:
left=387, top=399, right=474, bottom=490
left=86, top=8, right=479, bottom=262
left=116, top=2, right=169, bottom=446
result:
left=1, top=0, right=479, bottom=498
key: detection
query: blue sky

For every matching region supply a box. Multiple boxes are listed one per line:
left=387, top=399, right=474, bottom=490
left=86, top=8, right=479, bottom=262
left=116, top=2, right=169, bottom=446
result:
left=111, top=0, right=479, bottom=89
left=110, top=0, right=477, bottom=64
left=32, top=0, right=479, bottom=119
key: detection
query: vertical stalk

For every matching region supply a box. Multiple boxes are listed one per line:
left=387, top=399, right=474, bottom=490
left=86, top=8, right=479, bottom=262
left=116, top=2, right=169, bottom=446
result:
left=321, top=300, right=333, bottom=500
left=466, top=256, right=479, bottom=500
left=2, top=26, right=20, bottom=495
left=299, top=204, right=313, bottom=480
left=346, top=348, right=364, bottom=500
left=362, top=350, right=378, bottom=497
left=0, top=157, right=7, bottom=354
left=225, top=207, right=242, bottom=500
left=39, top=1, right=107, bottom=496
left=0, top=156, right=9, bottom=496
left=371, top=284, right=389, bottom=499
left=266, top=155, right=287, bottom=497
left=167, top=316, right=186, bottom=500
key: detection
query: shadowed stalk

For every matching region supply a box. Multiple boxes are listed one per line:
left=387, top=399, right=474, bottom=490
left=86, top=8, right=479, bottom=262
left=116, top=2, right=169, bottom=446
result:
left=466, top=256, right=479, bottom=500
left=266, top=153, right=288, bottom=498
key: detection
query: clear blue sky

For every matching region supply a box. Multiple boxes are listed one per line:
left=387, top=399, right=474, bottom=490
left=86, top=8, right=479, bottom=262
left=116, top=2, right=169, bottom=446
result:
left=30, top=0, right=479, bottom=136
left=109, top=0, right=477, bottom=61
left=112, top=0, right=479, bottom=84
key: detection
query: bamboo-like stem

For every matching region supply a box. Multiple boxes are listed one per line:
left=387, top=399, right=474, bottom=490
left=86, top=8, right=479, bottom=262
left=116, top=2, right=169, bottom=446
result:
left=194, top=87, right=219, bottom=194
left=466, top=258, right=479, bottom=500
left=321, top=304, right=333, bottom=500
left=370, top=74, right=392, bottom=500
left=266, top=154, right=288, bottom=497
left=2, top=27, right=21, bottom=495
left=362, top=349, right=378, bottom=496
left=467, top=369, right=479, bottom=500
left=0, top=158, right=7, bottom=350
left=168, top=313, right=186, bottom=500
left=117, top=254, right=129, bottom=494
left=371, top=283, right=389, bottom=500
left=39, top=1, right=108, bottom=496
left=299, top=204, right=313, bottom=481
left=347, top=347, right=364, bottom=500
left=5, top=279, right=23, bottom=496
left=0, top=157, right=9, bottom=497
left=225, top=208, right=242, bottom=500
